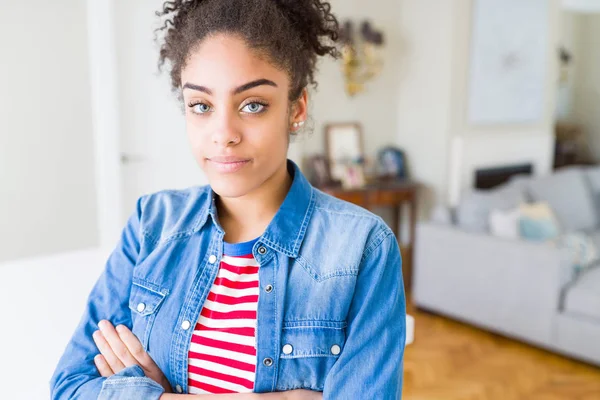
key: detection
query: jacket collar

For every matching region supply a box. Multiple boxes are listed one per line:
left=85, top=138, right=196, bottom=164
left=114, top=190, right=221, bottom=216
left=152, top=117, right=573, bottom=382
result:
left=198, top=159, right=315, bottom=258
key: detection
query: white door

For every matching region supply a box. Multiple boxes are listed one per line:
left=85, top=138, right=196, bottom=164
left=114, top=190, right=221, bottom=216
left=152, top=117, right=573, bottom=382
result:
left=114, top=0, right=208, bottom=221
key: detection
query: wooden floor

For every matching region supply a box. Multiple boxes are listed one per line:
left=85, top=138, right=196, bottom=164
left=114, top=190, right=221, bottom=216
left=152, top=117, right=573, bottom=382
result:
left=403, top=305, right=600, bottom=400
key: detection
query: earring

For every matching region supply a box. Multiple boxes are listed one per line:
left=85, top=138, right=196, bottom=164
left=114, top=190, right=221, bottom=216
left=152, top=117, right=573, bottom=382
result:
left=292, top=121, right=305, bottom=130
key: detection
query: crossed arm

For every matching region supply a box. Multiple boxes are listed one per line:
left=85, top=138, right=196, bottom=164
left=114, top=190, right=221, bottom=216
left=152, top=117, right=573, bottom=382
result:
left=92, top=319, right=321, bottom=400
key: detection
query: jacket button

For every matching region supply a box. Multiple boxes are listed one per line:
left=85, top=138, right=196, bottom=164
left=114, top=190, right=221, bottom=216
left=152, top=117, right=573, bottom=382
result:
left=282, top=344, right=293, bottom=355
left=258, top=246, right=267, bottom=255
left=208, top=255, right=217, bottom=264
left=181, top=320, right=191, bottom=330
left=175, top=384, right=183, bottom=393
left=263, top=357, right=274, bottom=367
left=264, top=284, right=273, bottom=293
left=136, top=303, right=146, bottom=313
left=330, top=344, right=341, bottom=355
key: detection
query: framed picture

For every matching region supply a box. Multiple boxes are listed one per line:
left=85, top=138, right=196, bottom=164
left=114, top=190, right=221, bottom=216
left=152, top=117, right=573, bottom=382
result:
left=325, top=123, right=364, bottom=181
left=305, top=155, right=334, bottom=187
left=377, top=146, right=407, bottom=179
left=467, top=0, right=549, bottom=124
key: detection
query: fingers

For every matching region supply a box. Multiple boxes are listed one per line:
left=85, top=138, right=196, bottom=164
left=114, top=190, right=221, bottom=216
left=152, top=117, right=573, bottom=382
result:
left=93, top=354, right=114, bottom=377
left=93, top=327, right=125, bottom=373
left=94, top=320, right=138, bottom=372
left=114, top=324, right=172, bottom=393
left=115, top=324, right=156, bottom=369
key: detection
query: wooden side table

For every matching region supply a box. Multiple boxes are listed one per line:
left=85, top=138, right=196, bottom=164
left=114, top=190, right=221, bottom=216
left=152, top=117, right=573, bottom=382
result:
left=319, top=180, right=418, bottom=291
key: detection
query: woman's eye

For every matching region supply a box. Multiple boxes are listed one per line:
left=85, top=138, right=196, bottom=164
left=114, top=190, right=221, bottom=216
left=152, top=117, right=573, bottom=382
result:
left=190, top=103, right=211, bottom=114
left=241, top=102, right=267, bottom=114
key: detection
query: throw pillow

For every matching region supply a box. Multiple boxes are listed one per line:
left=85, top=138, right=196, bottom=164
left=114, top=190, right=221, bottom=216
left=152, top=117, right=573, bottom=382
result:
left=519, top=202, right=561, bottom=242
left=489, top=208, right=520, bottom=240
left=456, top=183, right=525, bottom=233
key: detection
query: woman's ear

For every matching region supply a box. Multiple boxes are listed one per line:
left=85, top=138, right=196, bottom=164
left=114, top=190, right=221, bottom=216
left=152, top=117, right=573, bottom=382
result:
left=290, top=88, right=308, bottom=129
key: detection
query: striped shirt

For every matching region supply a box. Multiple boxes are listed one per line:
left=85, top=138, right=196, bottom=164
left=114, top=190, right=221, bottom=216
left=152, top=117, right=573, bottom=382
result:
left=187, top=238, right=260, bottom=394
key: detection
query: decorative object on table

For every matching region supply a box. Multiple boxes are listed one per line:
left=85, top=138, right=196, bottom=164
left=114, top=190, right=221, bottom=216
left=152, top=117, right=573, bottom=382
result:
left=377, top=146, right=408, bottom=180
left=467, top=0, right=549, bottom=124
left=325, top=122, right=365, bottom=182
left=338, top=20, right=385, bottom=97
left=339, top=157, right=366, bottom=190
left=305, top=155, right=335, bottom=187
left=361, top=156, right=379, bottom=183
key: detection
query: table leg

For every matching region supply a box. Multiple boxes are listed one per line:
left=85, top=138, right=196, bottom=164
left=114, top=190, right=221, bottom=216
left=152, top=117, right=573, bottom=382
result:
left=392, top=203, right=401, bottom=243
left=407, top=195, right=417, bottom=291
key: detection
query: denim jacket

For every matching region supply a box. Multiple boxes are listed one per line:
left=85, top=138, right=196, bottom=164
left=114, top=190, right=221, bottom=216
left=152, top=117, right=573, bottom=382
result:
left=50, top=160, right=406, bottom=400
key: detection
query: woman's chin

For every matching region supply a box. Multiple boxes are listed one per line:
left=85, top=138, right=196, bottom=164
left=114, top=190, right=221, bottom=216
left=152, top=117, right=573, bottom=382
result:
left=209, top=179, right=254, bottom=199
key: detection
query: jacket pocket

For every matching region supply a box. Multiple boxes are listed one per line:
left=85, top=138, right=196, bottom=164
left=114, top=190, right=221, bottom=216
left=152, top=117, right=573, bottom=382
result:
left=128, top=278, right=168, bottom=351
left=276, top=320, right=346, bottom=391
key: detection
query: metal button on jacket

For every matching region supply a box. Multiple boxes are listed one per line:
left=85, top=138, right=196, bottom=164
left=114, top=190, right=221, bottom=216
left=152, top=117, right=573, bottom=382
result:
left=263, top=357, right=274, bottom=367
left=181, top=320, right=191, bottom=330
left=208, top=255, right=217, bottom=264
left=264, top=284, right=273, bottom=293
left=175, top=385, right=183, bottom=393
left=136, top=303, right=146, bottom=313
left=258, top=246, right=267, bottom=255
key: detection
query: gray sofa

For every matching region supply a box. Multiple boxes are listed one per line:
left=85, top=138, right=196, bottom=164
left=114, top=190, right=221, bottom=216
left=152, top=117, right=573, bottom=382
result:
left=413, top=166, right=600, bottom=366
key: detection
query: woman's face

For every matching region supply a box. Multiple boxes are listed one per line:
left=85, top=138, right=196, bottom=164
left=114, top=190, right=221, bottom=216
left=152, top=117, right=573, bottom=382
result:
left=180, top=34, right=306, bottom=198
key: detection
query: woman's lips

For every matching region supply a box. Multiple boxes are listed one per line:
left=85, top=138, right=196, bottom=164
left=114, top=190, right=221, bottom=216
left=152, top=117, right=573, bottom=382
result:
left=207, top=158, right=251, bottom=173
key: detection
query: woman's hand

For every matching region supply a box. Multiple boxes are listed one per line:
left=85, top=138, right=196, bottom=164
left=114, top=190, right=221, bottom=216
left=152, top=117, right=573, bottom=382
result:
left=92, top=319, right=173, bottom=393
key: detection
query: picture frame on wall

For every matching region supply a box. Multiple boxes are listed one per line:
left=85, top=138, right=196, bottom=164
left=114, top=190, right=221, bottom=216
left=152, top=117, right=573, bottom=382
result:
left=325, top=122, right=365, bottom=182
left=467, top=0, right=549, bottom=125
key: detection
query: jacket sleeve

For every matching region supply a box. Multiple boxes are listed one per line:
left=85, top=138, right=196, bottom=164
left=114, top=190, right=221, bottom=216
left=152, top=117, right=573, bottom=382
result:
left=49, top=195, right=165, bottom=400
left=322, top=229, right=407, bottom=400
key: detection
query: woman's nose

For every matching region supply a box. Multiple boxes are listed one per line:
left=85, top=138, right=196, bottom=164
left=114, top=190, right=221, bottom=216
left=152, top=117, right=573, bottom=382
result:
left=211, top=113, right=241, bottom=146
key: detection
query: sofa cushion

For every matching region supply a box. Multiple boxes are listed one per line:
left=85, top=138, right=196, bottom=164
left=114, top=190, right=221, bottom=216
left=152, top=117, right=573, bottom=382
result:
left=456, top=184, right=525, bottom=233
left=564, top=265, right=600, bottom=321
left=584, top=165, right=600, bottom=194
left=528, top=167, right=598, bottom=232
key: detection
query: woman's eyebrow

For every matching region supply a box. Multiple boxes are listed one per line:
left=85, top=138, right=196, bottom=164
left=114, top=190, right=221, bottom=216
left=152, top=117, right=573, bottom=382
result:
left=182, top=79, right=278, bottom=95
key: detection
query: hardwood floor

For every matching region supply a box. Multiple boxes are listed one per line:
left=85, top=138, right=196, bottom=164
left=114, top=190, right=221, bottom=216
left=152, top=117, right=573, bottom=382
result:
left=403, top=306, right=600, bottom=400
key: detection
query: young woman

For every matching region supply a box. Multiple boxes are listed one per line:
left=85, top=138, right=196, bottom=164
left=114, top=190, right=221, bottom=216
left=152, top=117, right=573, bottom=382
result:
left=50, top=0, right=406, bottom=399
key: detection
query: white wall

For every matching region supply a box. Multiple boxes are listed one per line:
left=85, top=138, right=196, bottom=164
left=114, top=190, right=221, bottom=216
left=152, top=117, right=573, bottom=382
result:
left=395, top=0, right=559, bottom=210
left=0, top=2, right=99, bottom=262
left=305, top=0, right=402, bottom=165
left=563, top=0, right=600, bottom=13
left=572, top=14, right=600, bottom=159
left=395, top=0, right=455, bottom=215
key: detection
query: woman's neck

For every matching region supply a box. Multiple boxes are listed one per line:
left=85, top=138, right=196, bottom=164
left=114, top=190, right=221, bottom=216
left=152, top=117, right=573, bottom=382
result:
left=216, top=162, right=292, bottom=244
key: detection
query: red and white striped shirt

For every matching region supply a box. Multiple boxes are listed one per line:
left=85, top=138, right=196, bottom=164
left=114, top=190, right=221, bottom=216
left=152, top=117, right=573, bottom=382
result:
left=187, top=239, right=260, bottom=394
